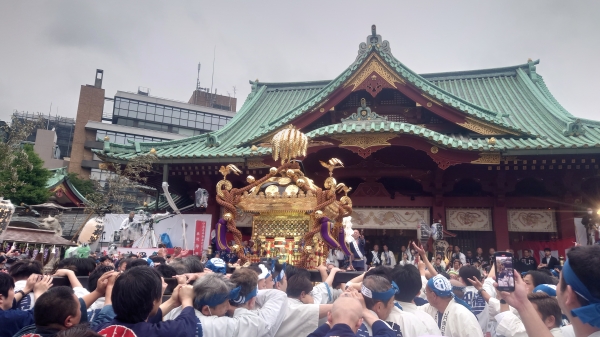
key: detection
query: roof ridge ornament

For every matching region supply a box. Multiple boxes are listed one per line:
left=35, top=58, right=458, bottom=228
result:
left=341, top=98, right=388, bottom=123
left=563, top=119, right=585, bottom=137
left=526, top=58, right=540, bottom=83
left=356, top=25, right=392, bottom=61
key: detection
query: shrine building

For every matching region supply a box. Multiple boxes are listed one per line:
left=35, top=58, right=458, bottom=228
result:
left=96, top=26, right=600, bottom=254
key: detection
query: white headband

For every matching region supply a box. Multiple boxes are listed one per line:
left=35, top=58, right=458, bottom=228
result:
left=258, top=264, right=271, bottom=280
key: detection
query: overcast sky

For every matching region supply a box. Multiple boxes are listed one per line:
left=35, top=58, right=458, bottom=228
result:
left=1, top=1, right=600, bottom=122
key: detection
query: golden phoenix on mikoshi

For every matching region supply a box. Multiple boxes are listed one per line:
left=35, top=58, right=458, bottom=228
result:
left=214, top=125, right=353, bottom=268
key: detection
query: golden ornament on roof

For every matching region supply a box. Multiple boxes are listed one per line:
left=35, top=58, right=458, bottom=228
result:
left=250, top=145, right=258, bottom=151
left=488, top=137, right=497, bottom=145
left=271, top=125, right=308, bottom=163
left=150, top=148, right=157, bottom=154
left=104, top=136, right=110, bottom=141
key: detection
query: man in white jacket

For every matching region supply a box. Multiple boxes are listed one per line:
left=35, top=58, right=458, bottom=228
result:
left=391, top=264, right=442, bottom=336
left=165, top=270, right=288, bottom=337
left=421, top=274, right=483, bottom=337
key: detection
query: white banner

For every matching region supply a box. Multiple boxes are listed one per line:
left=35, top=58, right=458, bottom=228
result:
left=101, top=213, right=211, bottom=250
left=350, top=208, right=430, bottom=229
left=508, top=209, right=556, bottom=232
left=446, top=208, right=492, bottom=231
left=574, top=217, right=588, bottom=245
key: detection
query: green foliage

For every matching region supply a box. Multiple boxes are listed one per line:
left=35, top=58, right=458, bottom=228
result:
left=67, top=172, right=96, bottom=198
left=0, top=114, right=44, bottom=196
left=0, top=144, right=51, bottom=204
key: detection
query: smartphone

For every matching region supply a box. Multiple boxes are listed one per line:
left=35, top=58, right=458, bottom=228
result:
left=494, top=252, right=515, bottom=292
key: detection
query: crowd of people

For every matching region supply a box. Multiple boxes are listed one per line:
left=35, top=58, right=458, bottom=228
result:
left=0, top=232, right=599, bottom=337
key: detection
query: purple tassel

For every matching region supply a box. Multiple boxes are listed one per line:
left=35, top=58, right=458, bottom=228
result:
left=319, top=216, right=341, bottom=249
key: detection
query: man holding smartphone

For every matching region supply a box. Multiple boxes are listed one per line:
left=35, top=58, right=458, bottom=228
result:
left=501, top=245, right=600, bottom=337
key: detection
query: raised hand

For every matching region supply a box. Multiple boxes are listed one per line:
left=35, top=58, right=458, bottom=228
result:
left=468, top=277, right=484, bottom=291
left=179, top=285, right=194, bottom=307
left=411, top=242, right=426, bottom=257
left=33, top=275, right=53, bottom=299
left=53, top=269, right=75, bottom=277
left=96, top=271, right=118, bottom=295
left=24, top=274, right=40, bottom=293
left=495, top=271, right=528, bottom=310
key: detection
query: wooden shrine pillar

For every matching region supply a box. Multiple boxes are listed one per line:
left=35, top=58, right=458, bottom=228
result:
left=494, top=171, right=510, bottom=250
left=557, top=194, right=576, bottom=241
left=493, top=200, right=510, bottom=250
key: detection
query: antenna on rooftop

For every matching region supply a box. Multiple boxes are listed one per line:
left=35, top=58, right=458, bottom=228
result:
left=193, top=62, right=202, bottom=105
left=210, top=46, right=216, bottom=95
left=196, top=62, right=202, bottom=90
left=210, top=46, right=216, bottom=107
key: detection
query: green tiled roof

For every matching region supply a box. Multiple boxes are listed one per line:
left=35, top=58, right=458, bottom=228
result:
left=96, top=35, right=600, bottom=163
left=46, top=167, right=89, bottom=203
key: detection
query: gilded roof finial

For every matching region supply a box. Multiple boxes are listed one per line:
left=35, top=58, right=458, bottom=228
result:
left=271, top=125, right=308, bottom=164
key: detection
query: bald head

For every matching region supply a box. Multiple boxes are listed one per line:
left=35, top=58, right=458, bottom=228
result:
left=329, top=296, right=363, bottom=332
left=332, top=296, right=362, bottom=321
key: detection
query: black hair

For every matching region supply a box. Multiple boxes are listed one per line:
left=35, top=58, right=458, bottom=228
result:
left=458, top=266, right=481, bottom=286
left=0, top=272, right=15, bottom=297
left=56, top=324, right=102, bottom=337
left=229, top=268, right=259, bottom=306
left=528, top=292, right=562, bottom=328
left=112, top=266, right=163, bottom=323
left=391, top=265, right=422, bottom=302
left=99, top=256, right=111, bottom=263
left=34, top=286, right=78, bottom=327
left=283, top=265, right=310, bottom=281
left=126, top=259, right=150, bottom=269
left=149, top=256, right=166, bottom=264
left=56, top=258, right=97, bottom=276
left=247, top=264, right=262, bottom=276
left=8, top=259, right=42, bottom=280
left=118, top=258, right=134, bottom=270
left=364, top=266, right=392, bottom=282
left=525, top=270, right=557, bottom=287
left=560, top=245, right=600, bottom=305
left=544, top=248, right=551, bottom=252
left=87, top=265, right=115, bottom=292
left=155, top=264, right=177, bottom=278
left=182, top=257, right=204, bottom=273
left=169, top=262, right=189, bottom=275
left=286, top=274, right=313, bottom=298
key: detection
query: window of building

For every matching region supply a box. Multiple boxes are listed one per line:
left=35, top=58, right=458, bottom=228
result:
left=112, top=96, right=233, bottom=135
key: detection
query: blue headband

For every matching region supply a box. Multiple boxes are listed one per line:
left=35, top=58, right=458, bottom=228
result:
left=427, top=275, right=473, bottom=311
left=232, top=286, right=258, bottom=304
left=361, top=281, right=399, bottom=302
left=534, top=284, right=557, bottom=297
left=196, top=286, right=241, bottom=309
left=274, top=263, right=287, bottom=284
left=205, top=258, right=227, bottom=274
left=562, top=259, right=600, bottom=328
